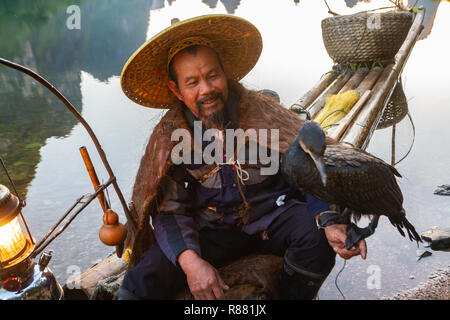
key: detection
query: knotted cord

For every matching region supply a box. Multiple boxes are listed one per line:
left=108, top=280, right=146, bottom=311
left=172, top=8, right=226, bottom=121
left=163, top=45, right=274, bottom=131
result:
left=226, top=156, right=250, bottom=185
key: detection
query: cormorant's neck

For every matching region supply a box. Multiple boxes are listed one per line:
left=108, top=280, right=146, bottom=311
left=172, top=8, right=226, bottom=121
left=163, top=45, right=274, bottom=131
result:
left=298, top=138, right=320, bottom=175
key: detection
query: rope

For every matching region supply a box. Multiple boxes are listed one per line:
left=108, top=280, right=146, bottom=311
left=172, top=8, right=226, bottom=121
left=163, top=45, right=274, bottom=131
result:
left=0, top=157, right=23, bottom=204
left=104, top=179, right=112, bottom=209
left=227, top=156, right=250, bottom=185
left=191, top=130, right=250, bottom=185
left=322, top=123, right=340, bottom=131
left=393, top=111, right=416, bottom=166
left=335, top=259, right=347, bottom=300
left=320, top=70, right=336, bottom=80
left=290, top=103, right=312, bottom=120
left=323, top=0, right=339, bottom=16
left=355, top=5, right=398, bottom=14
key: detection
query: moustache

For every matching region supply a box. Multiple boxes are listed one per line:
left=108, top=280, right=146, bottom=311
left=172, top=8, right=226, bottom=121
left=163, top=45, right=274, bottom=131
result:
left=196, top=92, right=225, bottom=109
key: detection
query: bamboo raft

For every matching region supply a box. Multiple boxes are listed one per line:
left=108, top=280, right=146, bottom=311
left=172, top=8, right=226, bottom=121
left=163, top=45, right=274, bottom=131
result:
left=63, top=9, right=425, bottom=300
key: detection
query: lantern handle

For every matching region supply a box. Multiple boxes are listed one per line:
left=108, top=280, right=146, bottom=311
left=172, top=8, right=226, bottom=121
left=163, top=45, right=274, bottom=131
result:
left=0, top=158, right=34, bottom=246
left=0, top=157, right=25, bottom=208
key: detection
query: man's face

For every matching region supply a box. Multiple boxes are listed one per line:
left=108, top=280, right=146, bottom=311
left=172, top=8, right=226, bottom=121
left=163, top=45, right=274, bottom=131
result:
left=167, top=46, right=229, bottom=128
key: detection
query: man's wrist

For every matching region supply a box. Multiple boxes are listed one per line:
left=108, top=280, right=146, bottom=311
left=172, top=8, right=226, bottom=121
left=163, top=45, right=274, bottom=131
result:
left=178, top=249, right=201, bottom=272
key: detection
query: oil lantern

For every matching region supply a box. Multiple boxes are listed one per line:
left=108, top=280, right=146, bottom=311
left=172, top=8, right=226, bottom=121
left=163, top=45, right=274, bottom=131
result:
left=0, top=184, right=63, bottom=300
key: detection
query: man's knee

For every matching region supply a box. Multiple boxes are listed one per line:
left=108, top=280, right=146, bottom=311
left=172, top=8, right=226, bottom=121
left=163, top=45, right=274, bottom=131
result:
left=278, top=228, right=335, bottom=299
left=267, top=204, right=336, bottom=276
left=288, top=226, right=336, bottom=276
left=120, top=244, right=186, bottom=299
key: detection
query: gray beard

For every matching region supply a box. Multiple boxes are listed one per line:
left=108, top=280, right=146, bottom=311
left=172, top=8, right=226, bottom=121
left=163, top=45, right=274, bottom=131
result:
left=196, top=93, right=226, bottom=129
left=201, top=107, right=225, bottom=129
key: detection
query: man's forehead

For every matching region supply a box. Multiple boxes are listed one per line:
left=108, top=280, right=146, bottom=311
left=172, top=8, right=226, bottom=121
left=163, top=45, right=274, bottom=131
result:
left=171, top=46, right=221, bottom=70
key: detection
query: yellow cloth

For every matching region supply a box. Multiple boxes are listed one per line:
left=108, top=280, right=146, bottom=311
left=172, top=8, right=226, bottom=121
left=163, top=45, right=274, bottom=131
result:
left=123, top=248, right=132, bottom=264
left=314, top=90, right=360, bottom=130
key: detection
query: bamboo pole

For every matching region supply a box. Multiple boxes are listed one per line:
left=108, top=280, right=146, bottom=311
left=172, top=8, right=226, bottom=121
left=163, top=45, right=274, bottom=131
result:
left=327, top=67, right=382, bottom=140
left=338, top=67, right=369, bottom=93
left=290, top=71, right=338, bottom=112
left=341, top=9, right=425, bottom=148
left=307, top=69, right=353, bottom=119
left=79, top=146, right=109, bottom=213
left=355, top=66, right=384, bottom=93
left=391, top=124, right=396, bottom=166
left=328, top=67, right=382, bottom=143
left=341, top=65, right=394, bottom=148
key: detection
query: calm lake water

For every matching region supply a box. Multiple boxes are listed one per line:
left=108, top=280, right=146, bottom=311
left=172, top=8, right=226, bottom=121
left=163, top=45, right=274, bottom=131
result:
left=0, top=0, right=449, bottom=299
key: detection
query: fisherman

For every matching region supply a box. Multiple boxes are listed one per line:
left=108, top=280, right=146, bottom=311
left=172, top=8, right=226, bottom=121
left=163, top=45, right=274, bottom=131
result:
left=117, top=15, right=367, bottom=300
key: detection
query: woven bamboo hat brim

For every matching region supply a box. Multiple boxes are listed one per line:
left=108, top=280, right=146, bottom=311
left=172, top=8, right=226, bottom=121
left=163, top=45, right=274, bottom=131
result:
left=121, top=14, right=263, bottom=109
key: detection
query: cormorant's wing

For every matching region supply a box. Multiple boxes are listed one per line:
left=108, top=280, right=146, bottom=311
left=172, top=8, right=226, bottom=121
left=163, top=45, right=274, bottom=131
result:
left=323, top=145, right=403, bottom=217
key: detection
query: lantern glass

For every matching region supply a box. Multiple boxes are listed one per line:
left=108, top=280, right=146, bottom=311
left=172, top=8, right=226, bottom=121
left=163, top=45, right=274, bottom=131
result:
left=0, top=216, right=27, bottom=264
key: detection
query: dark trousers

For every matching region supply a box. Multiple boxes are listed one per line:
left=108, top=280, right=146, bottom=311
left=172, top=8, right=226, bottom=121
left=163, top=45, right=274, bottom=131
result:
left=121, top=203, right=336, bottom=299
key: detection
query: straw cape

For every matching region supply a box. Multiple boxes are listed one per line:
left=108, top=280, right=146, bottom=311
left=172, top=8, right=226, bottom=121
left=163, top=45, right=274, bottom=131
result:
left=120, top=14, right=263, bottom=109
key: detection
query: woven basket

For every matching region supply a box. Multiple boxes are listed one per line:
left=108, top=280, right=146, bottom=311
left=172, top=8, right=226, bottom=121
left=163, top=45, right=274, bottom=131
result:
left=321, top=11, right=413, bottom=64
left=376, top=79, right=408, bottom=130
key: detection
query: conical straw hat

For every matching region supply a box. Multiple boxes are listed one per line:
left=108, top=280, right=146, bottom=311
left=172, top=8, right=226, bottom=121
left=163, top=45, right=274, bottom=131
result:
left=121, top=14, right=263, bottom=109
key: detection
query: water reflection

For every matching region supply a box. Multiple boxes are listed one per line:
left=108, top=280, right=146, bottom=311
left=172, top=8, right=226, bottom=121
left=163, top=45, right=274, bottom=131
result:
left=0, top=0, right=152, bottom=197
left=202, top=0, right=242, bottom=13
left=152, top=0, right=243, bottom=13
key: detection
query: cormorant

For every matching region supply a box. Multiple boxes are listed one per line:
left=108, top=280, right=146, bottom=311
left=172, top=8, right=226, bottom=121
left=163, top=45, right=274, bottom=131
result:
left=282, top=120, right=422, bottom=246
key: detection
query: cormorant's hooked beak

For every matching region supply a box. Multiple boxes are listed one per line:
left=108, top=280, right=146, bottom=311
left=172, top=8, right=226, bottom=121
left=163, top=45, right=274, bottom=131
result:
left=299, top=139, right=327, bottom=186
left=310, top=153, right=327, bottom=187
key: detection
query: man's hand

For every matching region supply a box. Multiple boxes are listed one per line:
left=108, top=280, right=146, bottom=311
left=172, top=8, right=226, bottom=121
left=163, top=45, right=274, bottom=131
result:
left=324, top=224, right=367, bottom=260
left=178, top=249, right=229, bottom=300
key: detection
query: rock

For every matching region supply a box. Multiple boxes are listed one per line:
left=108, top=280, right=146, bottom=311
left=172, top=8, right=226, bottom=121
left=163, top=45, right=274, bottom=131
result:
left=416, top=249, right=432, bottom=261
left=388, top=266, right=450, bottom=300
left=421, top=227, right=450, bottom=251
left=434, top=184, right=450, bottom=196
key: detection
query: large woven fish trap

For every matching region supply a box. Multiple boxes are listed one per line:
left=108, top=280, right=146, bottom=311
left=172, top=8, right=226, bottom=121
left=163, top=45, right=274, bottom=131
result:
left=321, top=11, right=414, bottom=64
